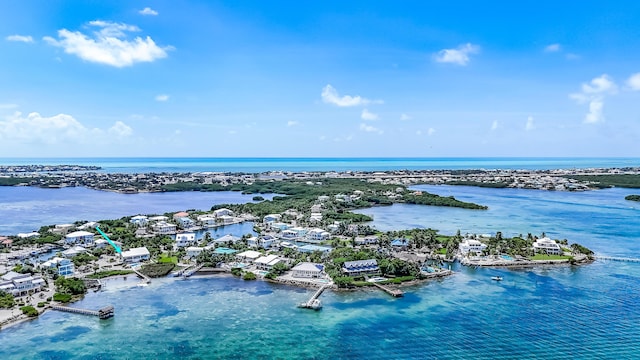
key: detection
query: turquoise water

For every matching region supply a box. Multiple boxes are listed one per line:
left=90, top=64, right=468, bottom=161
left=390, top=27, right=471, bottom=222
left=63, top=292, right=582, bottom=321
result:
left=1, top=160, right=640, bottom=358
left=1, top=157, right=639, bottom=173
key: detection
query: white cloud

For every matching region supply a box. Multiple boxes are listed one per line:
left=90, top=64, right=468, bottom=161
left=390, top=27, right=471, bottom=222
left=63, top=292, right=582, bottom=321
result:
left=570, top=74, right=617, bottom=124
left=108, top=121, right=133, bottom=138
left=6, top=35, right=34, bottom=43
left=44, top=20, right=171, bottom=67
left=359, top=123, right=383, bottom=134
left=434, top=43, right=480, bottom=66
left=139, top=7, right=159, bottom=16
left=427, top=128, right=435, bottom=136
left=155, top=94, right=169, bottom=102
left=491, top=120, right=499, bottom=131
left=287, top=121, right=299, bottom=127
left=361, top=109, right=378, bottom=121
left=321, top=84, right=381, bottom=107
left=544, top=43, right=561, bottom=52
left=525, top=116, right=535, bottom=131
left=0, top=111, right=132, bottom=144
left=626, top=73, right=640, bottom=91
left=400, top=113, right=411, bottom=121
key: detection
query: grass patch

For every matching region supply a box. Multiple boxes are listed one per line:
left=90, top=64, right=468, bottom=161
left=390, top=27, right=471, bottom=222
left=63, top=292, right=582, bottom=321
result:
left=53, top=293, right=72, bottom=303
left=531, top=254, right=572, bottom=261
left=20, top=305, right=39, bottom=317
left=380, top=276, right=415, bottom=284
left=158, top=254, right=178, bottom=264
left=139, top=263, right=175, bottom=278
left=86, top=270, right=134, bottom=279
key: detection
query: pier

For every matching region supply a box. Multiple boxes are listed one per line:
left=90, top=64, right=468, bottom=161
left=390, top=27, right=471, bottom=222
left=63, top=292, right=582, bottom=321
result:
left=51, top=305, right=115, bottom=319
left=596, top=256, right=640, bottom=263
left=371, top=282, right=404, bottom=297
left=132, top=267, right=151, bottom=284
left=183, top=264, right=204, bottom=278
left=299, top=284, right=328, bottom=309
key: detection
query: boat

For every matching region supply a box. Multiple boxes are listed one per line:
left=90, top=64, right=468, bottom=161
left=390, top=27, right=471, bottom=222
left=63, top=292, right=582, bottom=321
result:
left=491, top=276, right=503, bottom=281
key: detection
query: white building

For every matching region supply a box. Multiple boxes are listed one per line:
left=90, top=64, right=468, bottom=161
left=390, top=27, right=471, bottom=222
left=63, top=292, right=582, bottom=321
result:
left=130, top=215, right=149, bottom=227
left=41, top=257, right=75, bottom=277
left=306, top=228, right=330, bottom=243
left=254, top=254, right=283, bottom=270
left=263, top=214, right=282, bottom=224
left=175, top=233, right=197, bottom=248
left=121, top=247, right=151, bottom=263
left=355, top=235, right=379, bottom=245
left=177, top=217, right=196, bottom=229
left=148, top=215, right=169, bottom=222
left=236, top=250, right=262, bottom=263
left=62, top=246, right=88, bottom=258
left=533, top=237, right=562, bottom=255
left=212, top=234, right=240, bottom=245
left=197, top=215, right=217, bottom=227
left=17, top=232, right=40, bottom=239
left=213, top=208, right=234, bottom=217
left=152, top=221, right=177, bottom=235
left=291, top=262, right=324, bottom=278
left=65, top=231, right=95, bottom=246
left=459, top=239, right=488, bottom=255
left=0, top=271, right=46, bottom=296
left=186, top=246, right=204, bottom=258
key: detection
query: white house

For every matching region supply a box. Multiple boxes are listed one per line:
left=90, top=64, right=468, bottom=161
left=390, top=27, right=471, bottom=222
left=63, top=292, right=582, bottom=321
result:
left=306, top=228, right=330, bottom=243
left=342, top=259, right=379, bottom=276
left=177, top=217, right=196, bottom=229
left=270, top=222, right=290, bottom=231
left=65, top=231, right=95, bottom=246
left=533, top=237, right=562, bottom=255
left=459, top=239, right=488, bottom=255
left=148, top=215, right=169, bottom=222
left=259, top=235, right=276, bottom=249
left=186, top=246, right=204, bottom=258
left=291, top=262, right=324, bottom=278
left=213, top=208, right=234, bottom=217
left=78, top=221, right=98, bottom=230
left=53, top=223, right=75, bottom=235
left=212, top=234, right=241, bottom=245
left=41, top=257, right=75, bottom=277
left=0, top=271, right=46, bottom=296
left=130, top=216, right=149, bottom=227
left=17, top=232, right=40, bottom=239
left=175, top=233, right=197, bottom=248
left=121, top=247, right=151, bottom=263
left=309, top=213, right=323, bottom=223
left=254, top=254, right=283, bottom=270
left=263, top=214, right=282, bottom=224
left=236, top=250, right=262, bottom=263
left=310, top=204, right=323, bottom=213
left=355, top=235, right=379, bottom=245
left=152, top=221, right=177, bottom=235
left=197, top=215, right=217, bottom=227
left=62, top=246, right=88, bottom=258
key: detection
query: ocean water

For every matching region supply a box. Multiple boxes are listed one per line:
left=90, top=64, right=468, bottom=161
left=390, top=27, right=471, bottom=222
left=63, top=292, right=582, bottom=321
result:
left=1, top=159, right=640, bottom=359
left=1, top=157, right=639, bottom=173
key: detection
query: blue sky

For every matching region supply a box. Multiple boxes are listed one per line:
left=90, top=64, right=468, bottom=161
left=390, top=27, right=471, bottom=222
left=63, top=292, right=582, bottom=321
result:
left=1, top=1, right=639, bottom=157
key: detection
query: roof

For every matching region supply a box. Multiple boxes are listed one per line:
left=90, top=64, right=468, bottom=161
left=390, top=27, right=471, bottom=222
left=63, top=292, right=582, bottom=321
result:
left=391, top=238, right=410, bottom=246
left=343, top=259, right=378, bottom=269
left=255, top=254, right=279, bottom=265
left=176, top=233, right=196, bottom=240
left=292, top=262, right=323, bottom=272
left=1, top=271, right=27, bottom=281
left=213, top=247, right=238, bottom=254
left=122, top=247, right=150, bottom=258
left=237, top=250, right=262, bottom=259
left=215, top=234, right=240, bottom=243
left=298, top=244, right=332, bottom=253
left=66, top=231, right=94, bottom=238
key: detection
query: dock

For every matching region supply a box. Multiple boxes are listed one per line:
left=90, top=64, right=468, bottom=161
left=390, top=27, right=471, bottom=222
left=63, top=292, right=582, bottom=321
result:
left=51, top=305, right=114, bottom=319
left=182, top=264, right=204, bottom=278
left=298, top=284, right=328, bottom=310
left=371, top=282, right=404, bottom=297
left=132, top=268, right=151, bottom=284
left=596, top=256, right=640, bottom=263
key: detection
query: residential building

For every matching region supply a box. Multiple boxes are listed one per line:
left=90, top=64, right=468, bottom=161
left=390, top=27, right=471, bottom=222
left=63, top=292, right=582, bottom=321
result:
left=342, top=259, right=379, bottom=276
left=459, top=239, right=488, bottom=255
left=533, top=237, right=562, bottom=255
left=62, top=246, right=88, bottom=258
left=175, top=233, right=197, bottom=248
left=41, top=257, right=75, bottom=277
left=197, top=215, right=217, bottom=227
left=65, top=231, right=95, bottom=246
left=236, top=250, right=262, bottom=263
left=152, top=221, right=177, bottom=235
left=355, top=235, right=379, bottom=245
left=0, top=271, right=46, bottom=296
left=263, top=214, right=282, bottom=224
left=186, top=246, right=204, bottom=258
left=298, top=244, right=332, bottom=255
left=211, top=234, right=241, bottom=245
left=291, top=262, right=324, bottom=278
left=121, top=247, right=151, bottom=263
left=130, top=215, right=149, bottom=227
left=173, top=211, right=189, bottom=220
left=217, top=215, right=235, bottom=224
left=306, top=228, right=330, bottom=243
left=177, top=217, right=196, bottom=229
left=213, top=208, right=234, bottom=217
left=17, top=232, right=39, bottom=239
left=254, top=254, right=283, bottom=270
left=391, top=238, right=410, bottom=250
left=148, top=215, right=169, bottom=222
left=53, top=223, right=74, bottom=235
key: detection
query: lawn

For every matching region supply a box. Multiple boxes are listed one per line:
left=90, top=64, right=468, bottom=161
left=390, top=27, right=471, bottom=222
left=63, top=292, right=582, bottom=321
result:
left=531, top=254, right=572, bottom=260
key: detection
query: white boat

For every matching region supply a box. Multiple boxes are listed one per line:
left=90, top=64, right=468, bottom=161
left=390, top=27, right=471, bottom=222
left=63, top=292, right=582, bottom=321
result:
left=491, top=276, right=503, bottom=281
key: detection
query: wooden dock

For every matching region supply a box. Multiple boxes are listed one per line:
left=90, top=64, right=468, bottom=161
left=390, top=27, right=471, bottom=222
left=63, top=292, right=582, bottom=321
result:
left=596, top=256, right=640, bottom=263
left=371, top=282, right=404, bottom=297
left=51, top=305, right=114, bottom=319
left=132, top=268, right=151, bottom=284
left=299, top=284, right=328, bottom=309
left=183, top=264, right=204, bottom=278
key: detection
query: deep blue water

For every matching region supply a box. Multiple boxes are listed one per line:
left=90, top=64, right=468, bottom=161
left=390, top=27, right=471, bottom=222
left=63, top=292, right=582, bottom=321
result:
left=0, top=159, right=640, bottom=359
left=1, top=157, right=639, bottom=173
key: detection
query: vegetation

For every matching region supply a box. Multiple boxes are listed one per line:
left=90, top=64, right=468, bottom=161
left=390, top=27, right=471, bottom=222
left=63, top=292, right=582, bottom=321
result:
left=530, top=254, right=572, bottom=261
left=53, top=293, right=72, bottom=303
left=20, top=305, right=38, bottom=317
left=37, top=302, right=47, bottom=308
left=158, top=253, right=178, bottom=264
left=567, top=174, right=640, bottom=189
left=625, top=194, right=640, bottom=202
left=0, top=177, right=33, bottom=186
left=403, top=193, right=488, bottom=210
left=86, top=270, right=134, bottom=279
left=230, top=268, right=243, bottom=277
left=0, top=291, right=15, bottom=308
left=252, top=196, right=265, bottom=201
left=54, top=277, right=87, bottom=295
left=71, top=253, right=98, bottom=267
left=139, top=263, right=175, bottom=278
left=243, top=272, right=257, bottom=280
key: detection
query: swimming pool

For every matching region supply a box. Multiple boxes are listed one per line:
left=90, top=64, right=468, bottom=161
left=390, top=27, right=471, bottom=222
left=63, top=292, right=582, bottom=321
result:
left=501, top=255, right=514, bottom=261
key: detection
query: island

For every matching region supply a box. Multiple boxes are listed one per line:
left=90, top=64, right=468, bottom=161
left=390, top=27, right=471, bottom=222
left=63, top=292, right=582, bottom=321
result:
left=625, top=195, right=640, bottom=202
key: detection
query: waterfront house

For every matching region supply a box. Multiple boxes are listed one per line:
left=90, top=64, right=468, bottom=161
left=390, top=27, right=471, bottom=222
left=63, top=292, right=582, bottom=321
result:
left=0, top=236, right=12, bottom=248
left=78, top=221, right=98, bottom=230
left=65, top=231, right=95, bottom=246
left=259, top=235, right=276, bottom=249
left=121, top=247, right=151, bottom=263
left=173, top=211, right=189, bottom=220
left=186, top=246, right=204, bottom=258
left=459, top=239, right=488, bottom=255
left=62, top=246, right=88, bottom=258
left=212, top=234, right=241, bottom=245
left=391, top=238, right=410, bottom=250
left=177, top=217, right=196, bottom=229
left=17, top=232, right=39, bottom=239
left=213, top=208, right=234, bottom=217
left=533, top=237, right=562, bottom=255
left=148, top=215, right=169, bottom=222
left=217, top=215, right=236, bottom=224
left=342, top=259, right=379, bottom=276
left=236, top=250, right=262, bottom=264
left=270, top=222, right=290, bottom=231
left=306, top=228, right=331, bottom=243
left=263, top=214, right=282, bottom=224
left=254, top=254, right=283, bottom=270
left=41, top=257, right=75, bottom=277
left=281, top=229, right=299, bottom=240
left=197, top=215, right=217, bottom=227
left=0, top=271, right=45, bottom=296
left=95, top=238, right=122, bottom=249
left=53, top=223, right=74, bottom=235
left=130, top=215, right=149, bottom=227
left=355, top=235, right=379, bottom=245
left=291, top=262, right=324, bottom=278
left=152, top=221, right=177, bottom=235
left=298, top=244, right=332, bottom=255
left=175, top=233, right=197, bottom=248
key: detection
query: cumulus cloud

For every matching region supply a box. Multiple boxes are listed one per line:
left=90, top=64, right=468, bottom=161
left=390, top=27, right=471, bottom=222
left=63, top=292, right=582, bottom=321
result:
left=155, top=94, right=169, bottom=102
left=321, top=85, right=381, bottom=107
left=434, top=43, right=480, bottom=66
left=627, top=73, right=640, bottom=91
left=0, top=112, right=133, bottom=144
left=525, top=116, right=535, bottom=131
left=287, top=121, right=299, bottom=127
left=139, top=7, right=158, bottom=16
left=43, top=20, right=172, bottom=67
left=359, top=123, right=383, bottom=134
left=361, top=109, right=378, bottom=121
left=6, top=35, right=34, bottom=43
left=544, top=43, right=561, bottom=52
left=570, top=74, right=617, bottom=124
left=400, top=113, right=411, bottom=121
